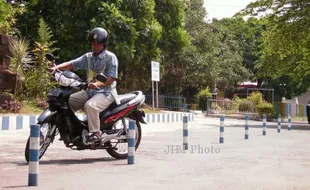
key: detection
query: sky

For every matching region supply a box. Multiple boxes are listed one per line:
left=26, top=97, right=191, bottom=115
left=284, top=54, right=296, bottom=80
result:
left=203, top=0, right=256, bottom=20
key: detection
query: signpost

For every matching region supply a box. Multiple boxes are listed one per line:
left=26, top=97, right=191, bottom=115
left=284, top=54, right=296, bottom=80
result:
left=151, top=61, right=160, bottom=109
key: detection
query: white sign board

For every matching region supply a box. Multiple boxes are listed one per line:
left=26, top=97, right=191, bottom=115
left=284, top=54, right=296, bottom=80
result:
left=151, top=61, right=160, bottom=82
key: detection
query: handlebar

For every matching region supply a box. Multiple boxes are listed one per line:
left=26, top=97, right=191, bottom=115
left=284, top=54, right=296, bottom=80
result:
left=47, top=63, right=100, bottom=90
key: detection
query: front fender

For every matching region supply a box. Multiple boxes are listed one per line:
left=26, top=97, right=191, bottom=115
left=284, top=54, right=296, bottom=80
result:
left=37, top=108, right=57, bottom=124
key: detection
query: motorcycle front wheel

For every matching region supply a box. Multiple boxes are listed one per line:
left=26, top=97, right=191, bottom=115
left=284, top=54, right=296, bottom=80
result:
left=106, top=118, right=142, bottom=159
left=24, top=122, right=56, bottom=163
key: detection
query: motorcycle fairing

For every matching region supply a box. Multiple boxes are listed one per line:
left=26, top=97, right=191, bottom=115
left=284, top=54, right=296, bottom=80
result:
left=37, top=108, right=57, bottom=124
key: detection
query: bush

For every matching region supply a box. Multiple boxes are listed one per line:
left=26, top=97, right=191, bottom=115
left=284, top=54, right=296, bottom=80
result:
left=256, top=102, right=274, bottom=118
left=247, top=91, right=263, bottom=107
left=247, top=92, right=263, bottom=106
left=238, top=99, right=254, bottom=112
left=195, top=87, right=212, bottom=110
left=246, top=91, right=266, bottom=113
left=1, top=100, right=23, bottom=113
left=211, top=102, right=222, bottom=111
left=0, top=1, right=17, bottom=35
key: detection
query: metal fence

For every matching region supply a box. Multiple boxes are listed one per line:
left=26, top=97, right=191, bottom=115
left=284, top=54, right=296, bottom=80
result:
left=205, top=99, right=308, bottom=118
left=206, top=99, right=254, bottom=115
left=145, top=95, right=186, bottom=110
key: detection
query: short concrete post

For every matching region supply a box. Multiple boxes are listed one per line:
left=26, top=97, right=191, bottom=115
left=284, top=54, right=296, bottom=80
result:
left=288, top=115, right=292, bottom=131
left=28, top=124, right=40, bottom=186
left=262, top=114, right=267, bottom=136
left=183, top=116, right=188, bottom=150
left=128, top=120, right=136, bottom=165
left=277, top=114, right=281, bottom=133
left=245, top=115, right=249, bottom=139
left=219, top=116, right=224, bottom=143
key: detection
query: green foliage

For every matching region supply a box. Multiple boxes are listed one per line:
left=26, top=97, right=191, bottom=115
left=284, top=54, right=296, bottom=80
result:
left=15, top=0, right=251, bottom=99
left=211, top=102, right=222, bottom=111
left=238, top=0, right=310, bottom=95
left=24, top=42, right=56, bottom=99
left=210, top=20, right=251, bottom=88
left=246, top=91, right=263, bottom=107
left=231, top=95, right=254, bottom=113
left=256, top=102, right=274, bottom=118
left=13, top=0, right=308, bottom=106
left=0, top=1, right=16, bottom=35
left=238, top=99, right=253, bottom=112
left=10, top=18, right=57, bottom=100
left=195, top=87, right=212, bottom=110
left=95, top=0, right=162, bottom=92
left=9, top=37, right=30, bottom=73
left=17, top=0, right=163, bottom=93
left=213, top=17, right=265, bottom=79
left=9, top=37, right=32, bottom=99
left=37, top=18, right=58, bottom=53
left=155, top=0, right=191, bottom=95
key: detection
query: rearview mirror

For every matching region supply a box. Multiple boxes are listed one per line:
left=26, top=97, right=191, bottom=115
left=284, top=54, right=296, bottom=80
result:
left=96, top=74, right=107, bottom=83
left=46, top=53, right=55, bottom=62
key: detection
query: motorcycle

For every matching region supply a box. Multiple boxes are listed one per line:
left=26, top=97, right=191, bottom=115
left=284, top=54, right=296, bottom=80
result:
left=24, top=53, right=146, bottom=162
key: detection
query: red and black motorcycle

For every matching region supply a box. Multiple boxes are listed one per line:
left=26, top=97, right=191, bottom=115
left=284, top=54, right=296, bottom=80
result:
left=25, top=54, right=146, bottom=162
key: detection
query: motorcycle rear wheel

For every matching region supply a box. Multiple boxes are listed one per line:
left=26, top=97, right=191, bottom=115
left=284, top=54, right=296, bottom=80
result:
left=25, top=122, right=55, bottom=163
left=106, top=119, right=142, bottom=159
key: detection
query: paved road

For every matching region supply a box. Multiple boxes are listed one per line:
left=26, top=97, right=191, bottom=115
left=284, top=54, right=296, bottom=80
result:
left=0, top=116, right=310, bottom=190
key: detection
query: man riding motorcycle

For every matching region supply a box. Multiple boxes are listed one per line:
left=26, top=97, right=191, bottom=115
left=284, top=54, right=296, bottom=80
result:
left=49, top=27, right=119, bottom=144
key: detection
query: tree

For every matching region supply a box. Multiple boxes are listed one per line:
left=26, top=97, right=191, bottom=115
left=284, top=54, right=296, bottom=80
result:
left=0, top=1, right=16, bottom=35
left=212, top=17, right=265, bottom=79
left=210, top=21, right=250, bottom=89
left=154, top=0, right=191, bottom=95
left=17, top=0, right=164, bottom=93
left=182, top=0, right=250, bottom=101
left=93, top=0, right=162, bottom=92
left=237, top=0, right=310, bottom=95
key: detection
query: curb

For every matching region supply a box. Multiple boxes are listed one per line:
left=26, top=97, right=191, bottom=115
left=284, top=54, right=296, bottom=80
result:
left=0, top=112, right=194, bottom=130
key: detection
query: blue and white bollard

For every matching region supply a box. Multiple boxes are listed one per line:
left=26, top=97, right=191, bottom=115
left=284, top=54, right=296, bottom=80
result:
left=277, top=114, right=281, bottom=133
left=262, top=114, right=267, bottom=136
left=28, top=124, right=40, bottom=186
left=219, top=116, right=224, bottom=143
left=128, top=120, right=136, bottom=165
left=1, top=116, right=9, bottom=130
left=245, top=115, right=249, bottom=139
left=16, top=115, right=23, bottom=130
left=288, top=115, right=292, bottom=131
left=183, top=116, right=188, bottom=150
left=30, top=116, right=37, bottom=125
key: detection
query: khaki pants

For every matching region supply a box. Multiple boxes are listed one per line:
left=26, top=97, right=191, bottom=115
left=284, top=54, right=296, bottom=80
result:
left=69, top=90, right=114, bottom=133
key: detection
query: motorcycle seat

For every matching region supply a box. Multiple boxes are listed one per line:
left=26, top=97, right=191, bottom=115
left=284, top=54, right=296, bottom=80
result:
left=117, top=93, right=136, bottom=104
left=80, top=91, right=143, bottom=124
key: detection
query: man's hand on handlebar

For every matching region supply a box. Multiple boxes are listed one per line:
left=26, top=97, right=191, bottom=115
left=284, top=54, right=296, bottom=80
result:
left=48, top=66, right=57, bottom=74
left=88, top=82, right=100, bottom=90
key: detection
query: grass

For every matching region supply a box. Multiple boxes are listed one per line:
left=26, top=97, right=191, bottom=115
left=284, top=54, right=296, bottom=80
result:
left=292, top=116, right=308, bottom=122
left=141, top=108, right=161, bottom=113
left=20, top=101, right=45, bottom=115
left=0, top=100, right=44, bottom=115
left=140, top=103, right=161, bottom=113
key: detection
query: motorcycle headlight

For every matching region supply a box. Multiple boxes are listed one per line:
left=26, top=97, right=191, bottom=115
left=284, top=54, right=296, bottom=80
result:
left=55, top=72, right=81, bottom=87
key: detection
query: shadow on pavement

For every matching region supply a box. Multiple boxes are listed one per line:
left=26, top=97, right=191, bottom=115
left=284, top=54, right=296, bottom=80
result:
left=2, top=185, right=29, bottom=189
left=8, top=157, right=117, bottom=166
